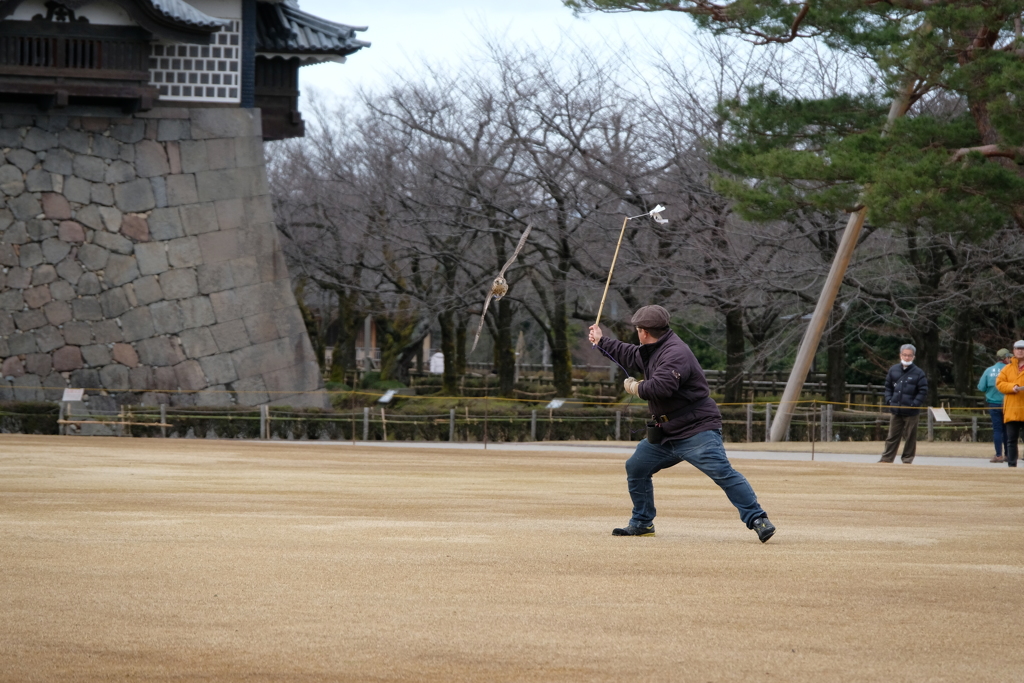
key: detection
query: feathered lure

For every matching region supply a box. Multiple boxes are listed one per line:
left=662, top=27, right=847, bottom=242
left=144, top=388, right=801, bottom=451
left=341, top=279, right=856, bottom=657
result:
left=470, top=224, right=533, bottom=353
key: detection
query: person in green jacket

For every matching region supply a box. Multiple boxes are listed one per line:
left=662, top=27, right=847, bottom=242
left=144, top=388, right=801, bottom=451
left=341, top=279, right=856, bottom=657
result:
left=978, top=348, right=1013, bottom=463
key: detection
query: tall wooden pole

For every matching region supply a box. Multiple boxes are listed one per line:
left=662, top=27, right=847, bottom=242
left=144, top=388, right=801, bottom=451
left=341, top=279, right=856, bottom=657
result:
left=770, top=80, right=917, bottom=442
left=594, top=216, right=630, bottom=327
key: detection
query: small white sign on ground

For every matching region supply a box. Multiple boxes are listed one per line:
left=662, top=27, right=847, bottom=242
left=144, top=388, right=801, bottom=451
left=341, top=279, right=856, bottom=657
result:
left=61, top=388, right=84, bottom=402
left=545, top=399, right=565, bottom=410
left=378, top=389, right=397, bottom=404
left=929, top=407, right=951, bottom=422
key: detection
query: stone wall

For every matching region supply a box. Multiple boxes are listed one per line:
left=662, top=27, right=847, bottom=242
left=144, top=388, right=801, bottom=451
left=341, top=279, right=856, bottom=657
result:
left=0, top=107, right=326, bottom=408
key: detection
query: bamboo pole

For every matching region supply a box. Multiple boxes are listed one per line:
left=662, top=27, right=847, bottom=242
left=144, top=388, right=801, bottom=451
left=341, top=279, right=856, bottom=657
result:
left=594, top=216, right=630, bottom=327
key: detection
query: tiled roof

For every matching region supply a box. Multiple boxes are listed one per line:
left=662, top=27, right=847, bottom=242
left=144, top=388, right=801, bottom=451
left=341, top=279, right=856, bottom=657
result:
left=148, top=0, right=231, bottom=31
left=256, top=0, right=368, bottom=57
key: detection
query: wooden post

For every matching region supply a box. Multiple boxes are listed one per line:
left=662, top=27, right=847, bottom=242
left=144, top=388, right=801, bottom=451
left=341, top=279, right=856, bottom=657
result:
left=532, top=410, right=538, bottom=441
left=381, top=407, right=387, bottom=442
left=59, top=401, right=66, bottom=436
left=971, top=415, right=978, bottom=443
left=449, top=408, right=456, bottom=442
left=746, top=403, right=753, bottom=443
left=615, top=410, right=621, bottom=441
left=764, top=403, right=772, bottom=443
left=259, top=404, right=266, bottom=440
left=927, top=408, right=934, bottom=442
left=160, top=403, right=167, bottom=438
left=363, top=406, right=369, bottom=441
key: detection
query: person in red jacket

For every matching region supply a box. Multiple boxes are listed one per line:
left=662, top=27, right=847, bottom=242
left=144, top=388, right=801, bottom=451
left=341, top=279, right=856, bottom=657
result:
left=589, top=305, right=775, bottom=542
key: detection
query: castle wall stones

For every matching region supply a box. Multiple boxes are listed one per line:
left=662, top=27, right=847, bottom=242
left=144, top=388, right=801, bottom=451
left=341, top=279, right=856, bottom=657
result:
left=0, top=108, right=326, bottom=409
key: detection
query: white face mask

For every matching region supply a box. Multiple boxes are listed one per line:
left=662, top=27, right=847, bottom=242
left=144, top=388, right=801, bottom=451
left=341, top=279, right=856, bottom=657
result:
left=901, top=360, right=913, bottom=368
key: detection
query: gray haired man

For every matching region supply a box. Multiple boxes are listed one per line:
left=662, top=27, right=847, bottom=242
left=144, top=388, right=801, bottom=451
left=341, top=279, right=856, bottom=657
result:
left=879, top=344, right=929, bottom=463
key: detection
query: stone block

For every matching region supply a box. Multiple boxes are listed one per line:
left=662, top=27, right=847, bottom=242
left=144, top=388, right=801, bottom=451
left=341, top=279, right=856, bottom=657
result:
left=26, top=219, right=56, bottom=241
left=150, top=300, right=184, bottom=335
left=36, top=324, right=65, bottom=352
left=120, top=306, right=156, bottom=342
left=214, top=198, right=244, bottom=230
left=31, top=263, right=57, bottom=285
left=93, top=230, right=134, bottom=255
left=180, top=202, right=218, bottom=235
left=1, top=218, right=27, bottom=243
left=105, top=160, right=135, bottom=184
left=263, top=361, right=323, bottom=395
left=179, top=139, right=208, bottom=173
left=77, top=243, right=109, bottom=271
left=197, top=229, right=240, bottom=264
left=147, top=207, right=184, bottom=241
left=120, top=214, right=149, bottom=242
left=4, top=177, right=26, bottom=197
left=153, top=366, right=177, bottom=391
left=5, top=266, right=30, bottom=289
left=7, top=331, right=38, bottom=355
left=71, top=297, right=103, bottom=321
left=210, top=318, right=249, bottom=353
left=190, top=108, right=257, bottom=140
left=209, top=289, right=241, bottom=323
left=69, top=370, right=99, bottom=395
left=0, top=164, right=22, bottom=186
left=132, top=275, right=163, bottom=305
left=98, top=287, right=130, bottom=317
left=173, top=359, right=207, bottom=391
left=62, top=320, right=92, bottom=345
left=98, top=206, right=122, bottom=232
left=25, top=168, right=52, bottom=192
left=196, top=261, right=234, bottom=294
left=195, top=168, right=247, bottom=202
left=13, top=374, right=43, bottom=402
left=136, top=336, right=186, bottom=366
left=229, top=256, right=260, bottom=287
left=112, top=343, right=139, bottom=367
left=49, top=280, right=75, bottom=301
left=179, top=296, right=216, bottom=329
left=59, top=129, right=90, bottom=154
left=23, top=127, right=57, bottom=151
left=92, top=319, right=123, bottom=344
left=42, top=237, right=72, bottom=264
left=231, top=375, right=268, bottom=406
left=14, top=308, right=47, bottom=330
left=9, top=193, right=42, bottom=220
left=105, top=253, right=139, bottom=286
left=100, top=364, right=130, bottom=391
left=43, top=299, right=72, bottom=326
left=63, top=175, right=91, bottom=204
left=165, top=173, right=198, bottom=206
left=0, top=245, right=15, bottom=270
left=243, top=312, right=280, bottom=345
left=41, top=193, right=71, bottom=220
left=25, top=353, right=51, bottom=377
left=0, top=289, right=23, bottom=311
left=206, top=138, right=236, bottom=170
left=177, top=327, right=217, bottom=359
left=195, top=386, right=232, bottom=407
left=75, top=271, right=100, bottom=295
left=134, top=139, right=170, bottom=177
left=234, top=135, right=264, bottom=169
left=91, top=182, right=114, bottom=206
left=56, top=257, right=84, bottom=286
left=198, top=353, right=237, bottom=385
left=92, top=135, right=120, bottom=160
left=2, top=356, right=25, bottom=378
left=43, top=148, right=73, bottom=175
left=167, top=236, right=201, bottom=268
left=112, top=121, right=145, bottom=144
left=6, top=148, right=36, bottom=172
left=157, top=118, right=189, bottom=141
left=129, top=365, right=152, bottom=391
left=73, top=154, right=106, bottom=182
left=159, top=268, right=198, bottom=300
left=113, top=178, right=156, bottom=212
left=23, top=284, right=52, bottom=309
left=52, top=345, right=84, bottom=372
left=230, top=336, right=294, bottom=381
left=152, top=176, right=169, bottom=208
left=82, top=344, right=112, bottom=367
left=135, top=242, right=169, bottom=276
left=232, top=281, right=281, bottom=320
left=18, top=242, right=43, bottom=268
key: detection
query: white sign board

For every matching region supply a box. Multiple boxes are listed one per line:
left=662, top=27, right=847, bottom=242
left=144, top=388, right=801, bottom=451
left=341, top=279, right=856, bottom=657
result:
left=545, top=399, right=565, bottom=410
left=378, top=389, right=397, bottom=404
left=61, top=388, right=84, bottom=402
left=929, top=407, right=951, bottom=422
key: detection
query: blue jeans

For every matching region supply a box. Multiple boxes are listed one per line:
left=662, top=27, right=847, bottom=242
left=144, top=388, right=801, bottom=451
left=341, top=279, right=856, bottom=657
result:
left=987, top=405, right=1007, bottom=458
left=625, top=429, right=766, bottom=528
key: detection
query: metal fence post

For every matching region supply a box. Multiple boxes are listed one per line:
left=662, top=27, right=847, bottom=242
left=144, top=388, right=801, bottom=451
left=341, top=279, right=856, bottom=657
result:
left=160, top=404, right=167, bottom=438
left=449, top=408, right=456, bottom=442
left=531, top=410, right=537, bottom=441
left=745, top=403, right=752, bottom=443
left=764, top=403, right=772, bottom=442
left=363, top=406, right=370, bottom=441
left=615, top=411, right=621, bottom=441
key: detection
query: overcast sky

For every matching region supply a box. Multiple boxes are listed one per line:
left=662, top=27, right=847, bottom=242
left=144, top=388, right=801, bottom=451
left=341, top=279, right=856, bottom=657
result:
left=294, top=0, right=696, bottom=108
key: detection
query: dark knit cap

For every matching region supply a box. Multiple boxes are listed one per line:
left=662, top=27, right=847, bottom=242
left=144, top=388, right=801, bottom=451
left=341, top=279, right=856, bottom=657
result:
left=630, top=305, right=670, bottom=329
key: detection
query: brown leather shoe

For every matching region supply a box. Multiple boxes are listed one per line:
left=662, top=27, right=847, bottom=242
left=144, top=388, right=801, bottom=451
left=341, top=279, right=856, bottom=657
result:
left=990, top=456, right=1006, bottom=463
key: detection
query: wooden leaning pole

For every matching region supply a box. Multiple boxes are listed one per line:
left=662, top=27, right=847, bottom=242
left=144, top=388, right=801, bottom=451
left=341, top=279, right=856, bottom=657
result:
left=769, top=81, right=917, bottom=441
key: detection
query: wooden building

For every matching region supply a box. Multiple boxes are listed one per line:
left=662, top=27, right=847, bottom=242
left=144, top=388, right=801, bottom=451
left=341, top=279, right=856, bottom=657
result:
left=0, top=0, right=368, bottom=139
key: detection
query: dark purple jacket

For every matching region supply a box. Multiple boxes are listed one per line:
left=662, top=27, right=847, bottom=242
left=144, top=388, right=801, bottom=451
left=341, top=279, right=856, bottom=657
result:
left=599, top=330, right=722, bottom=443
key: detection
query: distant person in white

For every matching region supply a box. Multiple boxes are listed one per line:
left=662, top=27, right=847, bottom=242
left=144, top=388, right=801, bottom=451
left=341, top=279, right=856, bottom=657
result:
left=429, top=352, right=444, bottom=374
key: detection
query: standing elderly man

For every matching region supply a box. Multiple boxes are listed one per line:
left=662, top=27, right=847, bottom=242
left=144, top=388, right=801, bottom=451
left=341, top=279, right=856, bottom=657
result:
left=879, top=343, right=929, bottom=464
left=588, top=305, right=775, bottom=542
left=977, top=348, right=1012, bottom=463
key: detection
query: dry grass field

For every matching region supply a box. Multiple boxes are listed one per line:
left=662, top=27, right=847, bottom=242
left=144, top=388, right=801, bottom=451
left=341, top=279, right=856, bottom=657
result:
left=1, top=434, right=1022, bottom=682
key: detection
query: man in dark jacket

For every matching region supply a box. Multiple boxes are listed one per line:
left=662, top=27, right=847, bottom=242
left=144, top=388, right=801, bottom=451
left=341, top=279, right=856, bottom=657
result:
left=588, top=305, right=775, bottom=542
left=879, top=343, right=929, bottom=464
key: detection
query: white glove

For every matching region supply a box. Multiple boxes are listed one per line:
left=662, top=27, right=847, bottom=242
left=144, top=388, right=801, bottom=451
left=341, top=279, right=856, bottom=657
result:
left=624, top=377, right=643, bottom=397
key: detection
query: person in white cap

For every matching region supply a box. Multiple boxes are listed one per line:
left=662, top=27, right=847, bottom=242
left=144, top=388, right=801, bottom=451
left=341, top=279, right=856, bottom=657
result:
left=995, top=340, right=1024, bottom=467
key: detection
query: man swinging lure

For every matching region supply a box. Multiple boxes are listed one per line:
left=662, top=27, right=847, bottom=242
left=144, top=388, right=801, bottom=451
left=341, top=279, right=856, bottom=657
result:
left=589, top=305, right=776, bottom=542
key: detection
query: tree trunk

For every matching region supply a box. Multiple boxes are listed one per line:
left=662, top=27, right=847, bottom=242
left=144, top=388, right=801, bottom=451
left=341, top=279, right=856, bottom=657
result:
left=723, top=306, right=745, bottom=403
left=550, top=283, right=573, bottom=397
left=438, top=309, right=459, bottom=395
left=952, top=306, right=973, bottom=406
left=912, top=324, right=940, bottom=407
left=825, top=306, right=846, bottom=404
left=494, top=299, right=516, bottom=397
